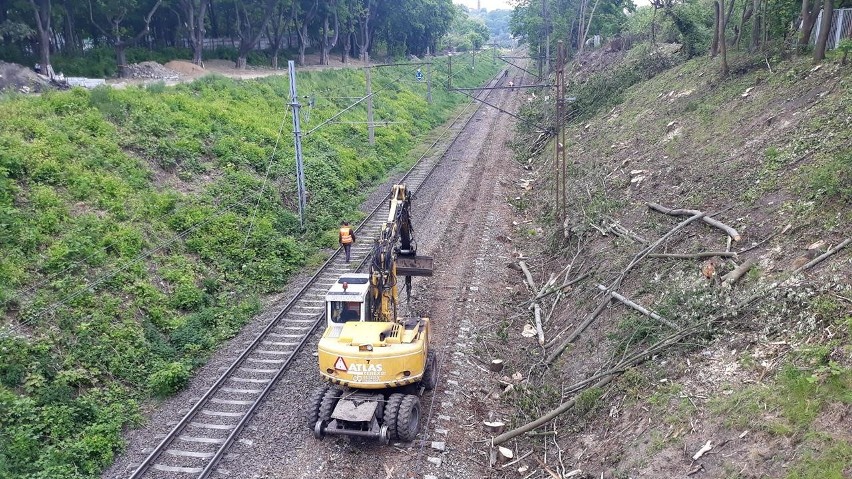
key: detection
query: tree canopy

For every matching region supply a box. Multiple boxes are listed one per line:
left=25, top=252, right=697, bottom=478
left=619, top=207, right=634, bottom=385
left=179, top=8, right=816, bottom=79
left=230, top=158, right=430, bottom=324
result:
left=0, top=0, right=488, bottom=77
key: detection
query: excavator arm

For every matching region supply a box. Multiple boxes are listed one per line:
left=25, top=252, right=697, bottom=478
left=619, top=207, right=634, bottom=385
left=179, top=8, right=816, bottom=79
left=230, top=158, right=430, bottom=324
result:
left=368, top=184, right=433, bottom=323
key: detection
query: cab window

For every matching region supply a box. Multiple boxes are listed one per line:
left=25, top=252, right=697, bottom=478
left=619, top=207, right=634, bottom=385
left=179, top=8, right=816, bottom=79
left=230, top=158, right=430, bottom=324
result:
left=330, top=301, right=362, bottom=323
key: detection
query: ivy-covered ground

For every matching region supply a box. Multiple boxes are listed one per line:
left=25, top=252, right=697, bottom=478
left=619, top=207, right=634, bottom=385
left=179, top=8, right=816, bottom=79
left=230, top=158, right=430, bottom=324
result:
left=0, top=54, right=501, bottom=479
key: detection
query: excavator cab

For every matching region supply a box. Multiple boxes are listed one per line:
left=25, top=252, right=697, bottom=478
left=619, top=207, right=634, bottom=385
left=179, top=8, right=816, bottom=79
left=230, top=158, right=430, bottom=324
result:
left=308, top=185, right=436, bottom=443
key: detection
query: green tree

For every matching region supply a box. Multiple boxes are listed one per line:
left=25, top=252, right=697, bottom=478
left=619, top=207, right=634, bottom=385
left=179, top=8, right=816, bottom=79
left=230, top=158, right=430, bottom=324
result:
left=87, top=0, right=164, bottom=77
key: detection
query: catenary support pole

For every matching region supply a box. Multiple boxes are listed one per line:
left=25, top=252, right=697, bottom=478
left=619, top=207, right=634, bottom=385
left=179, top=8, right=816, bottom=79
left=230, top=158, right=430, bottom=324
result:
left=448, top=53, right=452, bottom=90
left=427, top=47, right=433, bottom=104
left=288, top=60, right=307, bottom=228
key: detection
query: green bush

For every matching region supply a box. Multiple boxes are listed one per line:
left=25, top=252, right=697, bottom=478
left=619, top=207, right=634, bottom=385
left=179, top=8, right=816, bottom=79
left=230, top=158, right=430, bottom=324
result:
left=147, top=361, right=191, bottom=397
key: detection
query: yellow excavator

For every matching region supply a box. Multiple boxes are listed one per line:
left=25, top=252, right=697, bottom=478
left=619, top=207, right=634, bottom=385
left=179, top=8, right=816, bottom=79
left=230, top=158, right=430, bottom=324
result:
left=308, top=184, right=435, bottom=443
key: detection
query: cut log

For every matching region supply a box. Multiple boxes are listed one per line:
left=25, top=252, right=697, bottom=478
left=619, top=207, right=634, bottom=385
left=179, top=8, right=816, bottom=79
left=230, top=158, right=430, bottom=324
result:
left=519, top=260, right=537, bottom=291
left=484, top=420, right=506, bottom=434
left=647, top=251, right=737, bottom=259
left=490, top=445, right=514, bottom=466
left=490, top=359, right=505, bottom=372
left=533, top=303, right=545, bottom=345
left=721, top=258, right=756, bottom=285
left=793, top=238, right=851, bottom=273
left=647, top=202, right=741, bottom=241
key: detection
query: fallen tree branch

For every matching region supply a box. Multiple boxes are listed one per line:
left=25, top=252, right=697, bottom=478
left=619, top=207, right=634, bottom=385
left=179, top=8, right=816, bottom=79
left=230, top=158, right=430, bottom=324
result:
left=596, top=284, right=678, bottom=329
left=496, top=285, right=772, bottom=446
left=546, top=212, right=708, bottom=364
left=647, top=251, right=737, bottom=260
left=604, top=217, right=648, bottom=244
left=793, top=238, right=851, bottom=274
left=738, top=224, right=790, bottom=254
left=544, top=296, right=610, bottom=363
left=721, top=258, right=756, bottom=285
left=519, top=260, right=537, bottom=291
left=521, top=271, right=591, bottom=306
left=647, top=202, right=741, bottom=242
left=498, top=237, right=849, bottom=446
left=533, top=303, right=545, bottom=346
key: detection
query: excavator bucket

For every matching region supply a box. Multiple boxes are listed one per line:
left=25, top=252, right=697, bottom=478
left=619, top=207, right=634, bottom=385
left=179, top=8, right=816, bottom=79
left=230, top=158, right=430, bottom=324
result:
left=395, top=255, right=433, bottom=276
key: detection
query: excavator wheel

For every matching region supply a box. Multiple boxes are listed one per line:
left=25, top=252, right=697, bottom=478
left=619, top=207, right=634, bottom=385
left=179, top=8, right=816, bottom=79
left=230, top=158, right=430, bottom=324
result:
left=306, top=385, right=329, bottom=428
left=422, top=350, right=438, bottom=390
left=395, top=395, right=421, bottom=442
left=318, top=387, right=343, bottom=423
left=384, top=393, right=406, bottom=440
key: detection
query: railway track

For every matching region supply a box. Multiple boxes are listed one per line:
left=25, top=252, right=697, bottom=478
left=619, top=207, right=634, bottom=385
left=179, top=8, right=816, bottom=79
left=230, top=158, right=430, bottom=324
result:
left=129, top=68, right=507, bottom=479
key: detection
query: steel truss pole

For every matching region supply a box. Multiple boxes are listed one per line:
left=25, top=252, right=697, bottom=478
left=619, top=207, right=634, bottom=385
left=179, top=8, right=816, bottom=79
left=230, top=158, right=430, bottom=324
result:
left=288, top=60, right=307, bottom=228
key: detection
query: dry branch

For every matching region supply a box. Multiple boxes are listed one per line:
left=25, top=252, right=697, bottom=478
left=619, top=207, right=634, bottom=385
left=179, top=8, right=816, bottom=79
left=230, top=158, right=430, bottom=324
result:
left=495, top=276, right=790, bottom=446
left=721, top=258, right=756, bottom=285
left=647, top=251, right=737, bottom=259
left=647, top=202, right=741, bottom=241
left=533, top=303, right=545, bottom=345
left=793, top=238, right=851, bottom=273
left=545, top=212, right=708, bottom=364
left=739, top=224, right=790, bottom=253
left=519, top=261, right=537, bottom=291
left=596, top=284, right=678, bottom=329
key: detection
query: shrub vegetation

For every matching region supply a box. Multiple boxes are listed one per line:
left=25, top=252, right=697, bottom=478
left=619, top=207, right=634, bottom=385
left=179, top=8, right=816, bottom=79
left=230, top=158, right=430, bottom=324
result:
left=0, top=54, right=500, bottom=478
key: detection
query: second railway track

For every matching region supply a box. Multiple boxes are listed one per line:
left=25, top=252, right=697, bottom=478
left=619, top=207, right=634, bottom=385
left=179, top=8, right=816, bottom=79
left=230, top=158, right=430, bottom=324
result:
left=129, top=67, right=508, bottom=479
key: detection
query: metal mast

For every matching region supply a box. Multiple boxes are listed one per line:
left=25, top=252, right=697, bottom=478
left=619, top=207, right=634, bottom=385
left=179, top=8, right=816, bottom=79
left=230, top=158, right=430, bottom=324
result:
left=288, top=60, right=307, bottom=228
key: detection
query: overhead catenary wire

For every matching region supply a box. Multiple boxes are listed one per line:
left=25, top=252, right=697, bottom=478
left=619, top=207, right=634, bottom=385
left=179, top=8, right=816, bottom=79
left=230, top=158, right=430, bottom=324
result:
left=304, top=63, right=421, bottom=136
left=242, top=112, right=290, bottom=248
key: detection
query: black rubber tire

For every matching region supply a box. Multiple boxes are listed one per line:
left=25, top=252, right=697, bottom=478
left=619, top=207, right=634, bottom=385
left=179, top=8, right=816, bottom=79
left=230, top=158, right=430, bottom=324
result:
left=374, top=395, right=385, bottom=421
left=384, top=393, right=406, bottom=440
left=395, top=395, right=421, bottom=442
left=306, top=385, right=329, bottom=428
left=422, top=350, right=438, bottom=390
left=318, top=387, right=343, bottom=422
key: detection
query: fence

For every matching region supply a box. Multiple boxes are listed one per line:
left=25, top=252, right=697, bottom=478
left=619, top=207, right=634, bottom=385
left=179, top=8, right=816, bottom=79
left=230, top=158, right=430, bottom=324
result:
left=180, top=35, right=309, bottom=51
left=811, top=8, right=852, bottom=50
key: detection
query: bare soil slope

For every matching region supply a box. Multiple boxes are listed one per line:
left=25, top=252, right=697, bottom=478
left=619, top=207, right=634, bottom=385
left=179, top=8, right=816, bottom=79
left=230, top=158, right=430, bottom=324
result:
left=481, top=52, right=851, bottom=478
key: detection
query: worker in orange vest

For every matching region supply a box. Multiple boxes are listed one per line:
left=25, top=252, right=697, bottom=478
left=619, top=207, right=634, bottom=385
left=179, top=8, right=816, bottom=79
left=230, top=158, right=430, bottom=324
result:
left=339, top=221, right=356, bottom=263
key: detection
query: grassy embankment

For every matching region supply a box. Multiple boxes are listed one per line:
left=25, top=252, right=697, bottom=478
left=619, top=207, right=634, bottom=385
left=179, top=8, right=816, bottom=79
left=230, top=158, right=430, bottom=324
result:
left=502, top=46, right=850, bottom=477
left=0, top=53, right=501, bottom=478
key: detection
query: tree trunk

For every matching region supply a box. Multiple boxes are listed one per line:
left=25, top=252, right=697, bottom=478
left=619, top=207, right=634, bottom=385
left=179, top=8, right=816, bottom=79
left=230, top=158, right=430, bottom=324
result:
left=116, top=43, right=128, bottom=78
left=321, top=11, right=339, bottom=66
left=321, top=16, right=328, bottom=65
left=29, top=0, right=53, bottom=78
left=298, top=23, right=308, bottom=65
left=719, top=0, right=729, bottom=75
left=61, top=0, right=79, bottom=53
left=813, top=0, right=833, bottom=61
left=799, top=0, right=819, bottom=49
left=750, top=0, right=762, bottom=51
left=711, top=1, right=720, bottom=56
left=236, top=55, right=247, bottom=69
left=735, top=1, right=753, bottom=49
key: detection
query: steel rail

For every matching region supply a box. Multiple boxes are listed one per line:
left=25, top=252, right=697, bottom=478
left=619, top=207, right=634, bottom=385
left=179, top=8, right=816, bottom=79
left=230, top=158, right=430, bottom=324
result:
left=129, top=68, right=505, bottom=479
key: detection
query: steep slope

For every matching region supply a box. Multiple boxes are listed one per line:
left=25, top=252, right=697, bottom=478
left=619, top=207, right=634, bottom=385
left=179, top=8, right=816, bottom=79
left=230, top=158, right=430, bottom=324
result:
left=485, top=50, right=851, bottom=478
